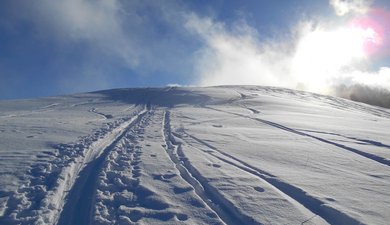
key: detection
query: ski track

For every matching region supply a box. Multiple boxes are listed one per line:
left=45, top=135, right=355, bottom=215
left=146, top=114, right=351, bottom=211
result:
left=297, top=129, right=390, bottom=149
left=93, top=109, right=225, bottom=225
left=89, top=108, right=114, bottom=120
left=1, top=86, right=389, bottom=225
left=0, top=106, right=146, bottom=225
left=57, top=108, right=149, bottom=225
left=163, top=110, right=247, bottom=225
left=173, top=132, right=323, bottom=225
left=92, top=113, right=157, bottom=224
left=176, top=130, right=362, bottom=225
left=51, top=105, right=381, bottom=225
left=251, top=86, right=390, bottom=119
left=206, top=106, right=390, bottom=167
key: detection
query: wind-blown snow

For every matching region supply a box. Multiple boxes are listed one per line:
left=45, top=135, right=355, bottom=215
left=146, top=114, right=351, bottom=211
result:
left=0, top=86, right=389, bottom=225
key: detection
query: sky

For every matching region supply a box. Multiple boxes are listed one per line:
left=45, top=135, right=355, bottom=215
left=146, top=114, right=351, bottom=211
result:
left=0, top=0, right=389, bottom=99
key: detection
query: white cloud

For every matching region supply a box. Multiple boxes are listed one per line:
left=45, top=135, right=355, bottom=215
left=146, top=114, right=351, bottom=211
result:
left=185, top=13, right=390, bottom=95
left=3, top=0, right=197, bottom=93
left=23, top=0, right=139, bottom=67
left=4, top=0, right=390, bottom=99
left=329, top=0, right=372, bottom=16
left=185, top=14, right=294, bottom=87
left=345, top=67, right=390, bottom=88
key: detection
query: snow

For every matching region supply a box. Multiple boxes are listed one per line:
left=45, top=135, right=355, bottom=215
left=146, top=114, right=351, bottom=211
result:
left=0, top=86, right=389, bottom=225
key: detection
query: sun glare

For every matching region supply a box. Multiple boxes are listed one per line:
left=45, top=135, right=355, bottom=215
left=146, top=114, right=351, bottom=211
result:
left=292, top=24, right=378, bottom=92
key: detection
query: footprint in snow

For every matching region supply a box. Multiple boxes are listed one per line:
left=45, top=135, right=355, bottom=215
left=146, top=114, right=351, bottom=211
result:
left=173, top=186, right=193, bottom=194
left=253, top=186, right=265, bottom=192
left=152, top=173, right=177, bottom=182
left=176, top=213, right=189, bottom=221
left=325, top=197, right=336, bottom=202
left=207, top=163, right=221, bottom=168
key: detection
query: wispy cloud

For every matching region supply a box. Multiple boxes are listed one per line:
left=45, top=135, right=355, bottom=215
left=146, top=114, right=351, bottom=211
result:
left=2, top=0, right=389, bottom=106
left=184, top=8, right=390, bottom=108
left=329, top=0, right=372, bottom=16
left=17, top=0, right=139, bottom=67
left=185, top=14, right=295, bottom=87
left=3, top=0, right=195, bottom=93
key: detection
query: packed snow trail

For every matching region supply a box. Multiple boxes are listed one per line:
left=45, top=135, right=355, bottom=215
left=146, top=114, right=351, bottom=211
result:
left=0, top=104, right=146, bottom=224
left=92, top=109, right=226, bottom=224
left=57, top=108, right=149, bottom=225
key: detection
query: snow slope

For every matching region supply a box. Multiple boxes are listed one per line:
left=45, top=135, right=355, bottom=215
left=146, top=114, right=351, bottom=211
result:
left=0, top=86, right=389, bottom=225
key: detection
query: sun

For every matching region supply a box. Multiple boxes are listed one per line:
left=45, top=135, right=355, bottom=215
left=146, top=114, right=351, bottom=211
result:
left=291, top=23, right=379, bottom=92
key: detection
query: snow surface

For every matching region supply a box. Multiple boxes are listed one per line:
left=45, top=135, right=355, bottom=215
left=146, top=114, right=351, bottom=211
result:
left=0, top=86, right=389, bottom=225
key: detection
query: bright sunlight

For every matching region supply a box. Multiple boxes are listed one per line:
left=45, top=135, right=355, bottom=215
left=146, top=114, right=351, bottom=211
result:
left=292, top=24, right=379, bottom=92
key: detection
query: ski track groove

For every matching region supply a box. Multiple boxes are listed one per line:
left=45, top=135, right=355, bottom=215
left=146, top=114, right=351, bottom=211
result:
left=175, top=131, right=323, bottom=224
left=207, top=106, right=390, bottom=167
left=174, top=132, right=278, bottom=224
left=1, top=107, right=149, bottom=225
left=163, top=110, right=252, bottom=225
left=178, top=131, right=365, bottom=225
left=57, top=107, right=149, bottom=225
left=298, top=129, right=390, bottom=149
left=89, top=107, right=113, bottom=120
left=93, top=109, right=172, bottom=224
left=254, top=86, right=390, bottom=119
left=184, top=106, right=368, bottom=225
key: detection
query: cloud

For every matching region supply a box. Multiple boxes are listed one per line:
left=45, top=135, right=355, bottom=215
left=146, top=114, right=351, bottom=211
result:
left=34, top=0, right=197, bottom=76
left=24, top=0, right=386, bottom=97
left=185, top=14, right=295, bottom=87
left=0, top=0, right=140, bottom=96
left=184, top=13, right=390, bottom=107
left=2, top=0, right=390, bottom=106
left=331, top=83, right=390, bottom=108
left=15, top=0, right=139, bottom=67
left=329, top=0, right=372, bottom=16
left=1, top=0, right=198, bottom=95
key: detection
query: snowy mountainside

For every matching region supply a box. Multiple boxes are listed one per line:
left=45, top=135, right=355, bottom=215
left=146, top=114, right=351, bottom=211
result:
left=0, top=86, right=389, bottom=225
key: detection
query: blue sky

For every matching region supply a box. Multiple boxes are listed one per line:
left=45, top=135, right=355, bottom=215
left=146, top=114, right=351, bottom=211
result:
left=0, top=0, right=389, bottom=99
